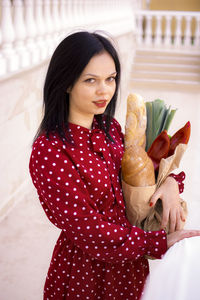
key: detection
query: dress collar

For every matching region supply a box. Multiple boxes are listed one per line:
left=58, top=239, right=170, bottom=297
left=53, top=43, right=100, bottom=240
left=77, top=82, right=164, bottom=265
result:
left=68, top=118, right=102, bottom=134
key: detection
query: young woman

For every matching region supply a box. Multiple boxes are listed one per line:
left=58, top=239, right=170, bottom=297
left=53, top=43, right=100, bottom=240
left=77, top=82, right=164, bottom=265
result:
left=29, top=31, right=200, bottom=300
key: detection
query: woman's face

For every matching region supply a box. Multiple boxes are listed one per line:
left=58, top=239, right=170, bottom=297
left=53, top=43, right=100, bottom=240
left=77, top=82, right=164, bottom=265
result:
left=68, top=51, right=117, bottom=128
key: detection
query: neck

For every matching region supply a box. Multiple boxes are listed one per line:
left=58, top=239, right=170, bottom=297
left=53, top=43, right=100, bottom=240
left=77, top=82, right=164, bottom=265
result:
left=68, top=113, right=94, bottom=130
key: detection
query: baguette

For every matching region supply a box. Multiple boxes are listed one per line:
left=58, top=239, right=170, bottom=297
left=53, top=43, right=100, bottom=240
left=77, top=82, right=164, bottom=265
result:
left=122, top=93, right=155, bottom=187
left=124, top=93, right=147, bottom=150
left=121, top=145, right=155, bottom=187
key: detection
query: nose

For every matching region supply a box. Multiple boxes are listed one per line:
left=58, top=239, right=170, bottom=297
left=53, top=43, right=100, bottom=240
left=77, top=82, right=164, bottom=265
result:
left=96, top=81, right=107, bottom=95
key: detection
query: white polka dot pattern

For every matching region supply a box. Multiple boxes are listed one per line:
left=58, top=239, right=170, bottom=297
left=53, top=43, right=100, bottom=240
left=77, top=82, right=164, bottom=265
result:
left=29, top=118, right=167, bottom=300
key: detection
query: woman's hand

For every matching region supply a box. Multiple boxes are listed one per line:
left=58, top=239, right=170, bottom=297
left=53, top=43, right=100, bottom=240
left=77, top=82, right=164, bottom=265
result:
left=167, top=230, right=200, bottom=249
left=150, top=176, right=185, bottom=233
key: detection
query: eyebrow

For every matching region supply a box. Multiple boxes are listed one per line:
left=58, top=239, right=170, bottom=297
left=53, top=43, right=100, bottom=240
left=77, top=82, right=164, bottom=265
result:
left=83, top=71, right=117, bottom=77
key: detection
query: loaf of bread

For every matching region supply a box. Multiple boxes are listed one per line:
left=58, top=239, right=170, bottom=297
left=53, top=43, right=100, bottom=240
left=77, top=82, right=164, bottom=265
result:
left=122, top=93, right=155, bottom=187
left=124, top=93, right=147, bottom=150
left=121, top=145, right=155, bottom=187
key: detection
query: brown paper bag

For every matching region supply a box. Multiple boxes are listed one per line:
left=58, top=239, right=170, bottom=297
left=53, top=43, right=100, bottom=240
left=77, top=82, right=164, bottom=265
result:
left=122, top=143, right=188, bottom=232
left=122, top=181, right=156, bottom=227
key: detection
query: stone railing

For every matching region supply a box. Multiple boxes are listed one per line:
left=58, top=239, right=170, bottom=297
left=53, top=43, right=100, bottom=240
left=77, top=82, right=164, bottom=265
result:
left=136, top=10, right=200, bottom=50
left=0, top=0, right=140, bottom=79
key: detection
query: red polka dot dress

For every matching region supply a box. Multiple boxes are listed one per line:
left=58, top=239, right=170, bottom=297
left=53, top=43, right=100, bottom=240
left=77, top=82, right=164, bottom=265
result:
left=29, top=118, right=167, bottom=300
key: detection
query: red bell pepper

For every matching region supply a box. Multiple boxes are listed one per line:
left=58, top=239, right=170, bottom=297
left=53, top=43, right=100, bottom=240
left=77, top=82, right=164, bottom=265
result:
left=168, top=121, right=191, bottom=156
left=147, top=130, right=170, bottom=171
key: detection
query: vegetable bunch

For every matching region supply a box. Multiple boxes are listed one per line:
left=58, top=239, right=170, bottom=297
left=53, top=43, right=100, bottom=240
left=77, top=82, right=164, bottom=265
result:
left=145, top=99, right=191, bottom=174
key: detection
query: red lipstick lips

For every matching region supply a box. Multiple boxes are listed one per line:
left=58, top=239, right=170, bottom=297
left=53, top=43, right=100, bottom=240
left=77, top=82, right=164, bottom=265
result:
left=93, top=100, right=107, bottom=108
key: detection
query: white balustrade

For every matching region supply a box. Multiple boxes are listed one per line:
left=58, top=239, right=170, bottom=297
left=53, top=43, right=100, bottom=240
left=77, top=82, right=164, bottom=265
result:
left=136, top=10, right=200, bottom=50
left=154, top=15, right=162, bottom=45
left=0, top=0, right=137, bottom=79
left=174, top=15, right=182, bottom=47
left=1, top=0, right=19, bottom=73
left=145, top=14, right=153, bottom=45
left=164, top=15, right=172, bottom=46
left=194, top=16, right=200, bottom=47
left=35, top=0, right=47, bottom=60
left=136, top=13, right=143, bottom=45
left=13, top=0, right=30, bottom=68
left=3, top=1, right=199, bottom=80
left=24, top=0, right=40, bottom=64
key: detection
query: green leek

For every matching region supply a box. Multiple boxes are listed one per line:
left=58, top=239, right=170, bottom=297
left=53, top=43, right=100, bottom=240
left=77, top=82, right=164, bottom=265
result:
left=145, top=99, right=176, bottom=151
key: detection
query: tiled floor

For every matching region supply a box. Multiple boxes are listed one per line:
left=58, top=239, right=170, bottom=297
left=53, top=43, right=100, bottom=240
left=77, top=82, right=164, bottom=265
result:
left=0, top=86, right=200, bottom=300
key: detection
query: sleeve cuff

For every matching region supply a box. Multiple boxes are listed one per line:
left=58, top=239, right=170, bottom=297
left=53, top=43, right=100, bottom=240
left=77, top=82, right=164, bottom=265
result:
left=145, top=229, right=167, bottom=259
left=169, top=171, right=186, bottom=194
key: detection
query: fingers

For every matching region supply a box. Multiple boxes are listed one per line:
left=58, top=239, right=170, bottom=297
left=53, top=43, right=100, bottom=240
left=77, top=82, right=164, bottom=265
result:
left=175, top=209, right=182, bottom=231
left=161, top=206, right=184, bottom=233
left=149, top=190, right=162, bottom=207
left=167, top=229, right=200, bottom=248
left=181, top=230, right=200, bottom=239
left=180, top=205, right=186, bottom=223
left=169, top=210, right=177, bottom=233
left=160, top=207, right=170, bottom=230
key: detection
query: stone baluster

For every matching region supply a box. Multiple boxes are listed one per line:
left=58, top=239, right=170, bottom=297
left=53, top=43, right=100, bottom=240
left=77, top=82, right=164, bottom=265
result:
left=66, top=0, right=75, bottom=28
left=144, top=14, right=153, bottom=45
left=92, top=0, right=99, bottom=24
left=80, top=0, right=86, bottom=25
left=24, top=0, right=40, bottom=64
left=0, top=53, right=6, bottom=76
left=116, top=0, right=122, bottom=19
left=91, top=0, right=99, bottom=25
left=52, top=0, right=62, bottom=44
left=76, top=0, right=85, bottom=26
left=13, top=0, right=30, bottom=68
left=0, top=29, right=6, bottom=76
left=197, top=16, right=200, bottom=47
left=82, top=0, right=91, bottom=26
left=70, top=0, right=79, bottom=26
left=81, top=0, right=89, bottom=26
left=112, top=0, right=119, bottom=21
left=174, top=15, right=182, bottom=46
left=164, top=14, right=172, bottom=46
left=97, top=0, right=104, bottom=24
left=43, top=0, right=54, bottom=56
left=86, top=0, right=94, bottom=26
left=1, top=0, right=19, bottom=73
left=102, top=0, right=109, bottom=22
left=35, top=0, right=47, bottom=60
left=194, top=16, right=200, bottom=47
left=184, top=15, right=192, bottom=46
left=154, top=15, right=163, bottom=46
left=91, top=0, right=98, bottom=25
left=59, top=0, right=68, bottom=37
left=136, top=13, right=144, bottom=45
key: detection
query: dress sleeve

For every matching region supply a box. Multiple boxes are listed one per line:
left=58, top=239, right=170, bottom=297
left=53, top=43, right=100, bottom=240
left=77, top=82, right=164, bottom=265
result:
left=169, top=171, right=185, bottom=194
left=29, top=136, right=167, bottom=264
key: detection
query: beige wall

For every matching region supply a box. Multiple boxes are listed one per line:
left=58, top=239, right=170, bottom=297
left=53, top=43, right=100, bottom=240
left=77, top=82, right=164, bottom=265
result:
left=150, top=0, right=200, bottom=11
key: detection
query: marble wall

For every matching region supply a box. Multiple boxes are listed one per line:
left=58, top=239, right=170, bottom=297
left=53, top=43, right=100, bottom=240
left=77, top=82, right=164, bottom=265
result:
left=0, top=62, right=48, bottom=219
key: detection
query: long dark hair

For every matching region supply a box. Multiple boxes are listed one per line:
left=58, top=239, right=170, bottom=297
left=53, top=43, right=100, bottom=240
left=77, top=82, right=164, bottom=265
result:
left=34, top=31, right=121, bottom=142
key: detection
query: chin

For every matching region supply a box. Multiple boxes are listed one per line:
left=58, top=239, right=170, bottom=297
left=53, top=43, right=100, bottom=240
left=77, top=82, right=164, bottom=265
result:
left=94, top=107, right=108, bottom=115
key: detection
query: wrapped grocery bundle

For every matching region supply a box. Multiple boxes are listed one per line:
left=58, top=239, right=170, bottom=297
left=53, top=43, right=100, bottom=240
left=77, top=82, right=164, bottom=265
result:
left=121, top=93, right=191, bottom=233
